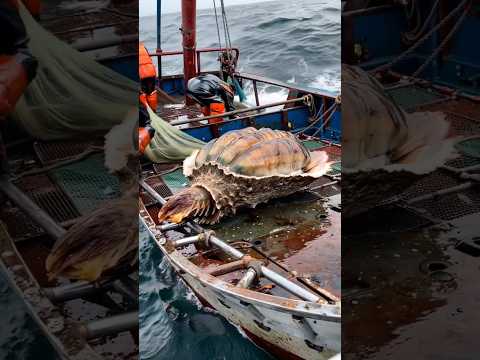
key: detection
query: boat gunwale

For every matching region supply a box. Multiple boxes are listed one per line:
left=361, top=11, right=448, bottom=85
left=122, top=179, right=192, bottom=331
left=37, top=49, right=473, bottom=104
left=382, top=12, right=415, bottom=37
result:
left=158, top=71, right=341, bottom=100
left=139, top=202, right=341, bottom=323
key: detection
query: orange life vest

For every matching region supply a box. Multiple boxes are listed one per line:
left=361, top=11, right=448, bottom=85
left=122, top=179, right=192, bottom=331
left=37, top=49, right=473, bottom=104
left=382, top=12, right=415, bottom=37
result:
left=139, top=90, right=158, bottom=112
left=138, top=127, right=151, bottom=154
left=139, top=43, right=156, bottom=80
left=0, top=55, right=28, bottom=116
left=201, top=102, right=226, bottom=124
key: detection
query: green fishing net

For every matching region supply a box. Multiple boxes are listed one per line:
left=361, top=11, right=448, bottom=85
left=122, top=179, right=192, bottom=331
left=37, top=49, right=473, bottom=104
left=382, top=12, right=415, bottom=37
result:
left=12, top=2, right=137, bottom=140
left=144, top=105, right=205, bottom=163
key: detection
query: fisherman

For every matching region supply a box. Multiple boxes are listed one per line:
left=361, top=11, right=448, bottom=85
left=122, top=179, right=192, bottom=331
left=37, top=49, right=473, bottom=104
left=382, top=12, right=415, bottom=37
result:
left=138, top=42, right=157, bottom=154
left=0, top=0, right=39, bottom=118
left=186, top=73, right=235, bottom=137
left=1, top=0, right=39, bottom=173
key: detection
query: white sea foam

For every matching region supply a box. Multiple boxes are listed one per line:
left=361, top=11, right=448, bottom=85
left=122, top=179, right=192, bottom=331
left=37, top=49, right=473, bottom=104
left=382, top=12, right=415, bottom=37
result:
left=310, top=73, right=341, bottom=94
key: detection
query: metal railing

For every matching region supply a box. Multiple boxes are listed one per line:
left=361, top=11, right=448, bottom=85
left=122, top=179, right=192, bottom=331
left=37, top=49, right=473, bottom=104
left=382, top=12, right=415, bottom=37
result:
left=149, top=47, right=240, bottom=77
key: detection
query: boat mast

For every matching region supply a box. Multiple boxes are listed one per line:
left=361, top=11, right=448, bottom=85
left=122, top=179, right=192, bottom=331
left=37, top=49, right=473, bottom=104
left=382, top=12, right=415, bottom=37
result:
left=181, top=0, right=197, bottom=104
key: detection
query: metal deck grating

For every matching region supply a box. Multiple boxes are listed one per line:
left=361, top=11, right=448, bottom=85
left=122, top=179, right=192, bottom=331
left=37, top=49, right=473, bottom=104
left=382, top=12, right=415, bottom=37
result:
left=49, top=154, right=121, bottom=214
left=399, top=170, right=460, bottom=201
left=33, top=140, right=98, bottom=165
left=6, top=174, right=80, bottom=240
left=396, top=169, right=480, bottom=221
left=158, top=104, right=203, bottom=123
left=445, top=154, right=480, bottom=169
left=30, top=189, right=81, bottom=223
left=411, top=189, right=480, bottom=221
left=142, top=175, right=174, bottom=207
left=386, top=84, right=447, bottom=110
left=328, top=162, right=342, bottom=176
left=302, top=140, right=325, bottom=151
left=456, top=137, right=480, bottom=159
left=162, top=169, right=189, bottom=193
left=446, top=112, right=480, bottom=137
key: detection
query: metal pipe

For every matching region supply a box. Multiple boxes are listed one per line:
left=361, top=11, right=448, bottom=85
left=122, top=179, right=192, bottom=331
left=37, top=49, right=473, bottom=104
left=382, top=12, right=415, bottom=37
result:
left=170, top=96, right=308, bottom=126
left=157, top=0, right=162, bottom=79
left=73, top=34, right=137, bottom=52
left=141, top=180, right=166, bottom=205
left=253, top=80, right=260, bottom=106
left=181, top=0, right=197, bottom=105
left=184, top=106, right=306, bottom=132
left=261, top=266, right=320, bottom=303
left=0, top=176, right=66, bottom=240
left=53, top=20, right=137, bottom=36
left=158, top=223, right=182, bottom=232
left=173, top=234, right=201, bottom=247
left=140, top=181, right=321, bottom=302
left=236, top=268, right=257, bottom=289
left=208, top=235, right=245, bottom=259
left=406, top=182, right=473, bottom=205
left=79, top=311, right=138, bottom=339
left=206, top=258, right=248, bottom=276
left=44, top=281, right=105, bottom=302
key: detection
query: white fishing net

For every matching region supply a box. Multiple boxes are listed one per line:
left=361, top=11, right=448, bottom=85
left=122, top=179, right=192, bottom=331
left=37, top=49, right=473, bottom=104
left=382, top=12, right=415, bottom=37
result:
left=144, top=105, right=205, bottom=163
left=12, top=1, right=137, bottom=140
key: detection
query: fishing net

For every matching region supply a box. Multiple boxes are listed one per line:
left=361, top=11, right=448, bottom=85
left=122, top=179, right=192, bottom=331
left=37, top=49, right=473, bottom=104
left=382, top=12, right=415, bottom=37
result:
left=144, top=105, right=205, bottom=163
left=12, top=2, right=137, bottom=140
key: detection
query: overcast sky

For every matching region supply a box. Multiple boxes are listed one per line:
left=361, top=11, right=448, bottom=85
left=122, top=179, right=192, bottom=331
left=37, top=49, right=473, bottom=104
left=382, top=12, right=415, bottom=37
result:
left=139, top=0, right=269, bottom=17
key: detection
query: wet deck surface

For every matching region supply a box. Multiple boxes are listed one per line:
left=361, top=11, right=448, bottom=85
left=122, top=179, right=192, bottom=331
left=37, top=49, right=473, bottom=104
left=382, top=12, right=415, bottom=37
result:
left=158, top=103, right=203, bottom=124
left=1, top=145, right=138, bottom=359
left=343, top=86, right=480, bottom=358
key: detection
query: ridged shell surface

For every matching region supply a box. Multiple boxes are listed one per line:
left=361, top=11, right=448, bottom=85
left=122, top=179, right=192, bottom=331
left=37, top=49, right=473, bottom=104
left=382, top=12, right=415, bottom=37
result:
left=185, top=127, right=312, bottom=178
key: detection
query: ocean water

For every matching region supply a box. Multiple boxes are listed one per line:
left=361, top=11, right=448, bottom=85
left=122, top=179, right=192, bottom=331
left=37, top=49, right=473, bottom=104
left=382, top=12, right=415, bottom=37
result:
left=140, top=0, right=341, bottom=94
left=139, top=1, right=340, bottom=359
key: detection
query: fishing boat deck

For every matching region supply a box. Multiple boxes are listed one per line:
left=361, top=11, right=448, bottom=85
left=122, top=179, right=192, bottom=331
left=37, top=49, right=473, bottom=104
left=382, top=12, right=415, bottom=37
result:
left=141, top=139, right=341, bottom=300
left=343, top=77, right=480, bottom=357
left=0, top=140, right=138, bottom=359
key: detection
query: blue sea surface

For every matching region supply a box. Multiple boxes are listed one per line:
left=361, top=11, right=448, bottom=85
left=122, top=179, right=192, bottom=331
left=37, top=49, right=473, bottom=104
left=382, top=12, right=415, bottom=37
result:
left=140, top=0, right=340, bottom=94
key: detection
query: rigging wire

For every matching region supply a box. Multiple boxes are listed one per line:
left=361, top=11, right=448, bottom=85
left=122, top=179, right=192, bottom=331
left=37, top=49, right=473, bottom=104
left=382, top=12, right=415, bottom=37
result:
left=403, top=0, right=441, bottom=45
left=220, top=0, right=233, bottom=64
left=413, top=4, right=470, bottom=77
left=293, top=101, right=338, bottom=137
left=212, top=0, right=223, bottom=59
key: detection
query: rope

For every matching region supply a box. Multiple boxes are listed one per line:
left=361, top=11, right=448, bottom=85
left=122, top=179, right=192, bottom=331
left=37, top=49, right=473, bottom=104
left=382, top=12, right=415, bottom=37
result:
left=310, top=103, right=338, bottom=138
left=293, top=101, right=337, bottom=136
left=403, top=0, right=440, bottom=45
left=413, top=5, right=470, bottom=77
left=371, top=0, right=470, bottom=74
left=220, top=0, right=233, bottom=64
